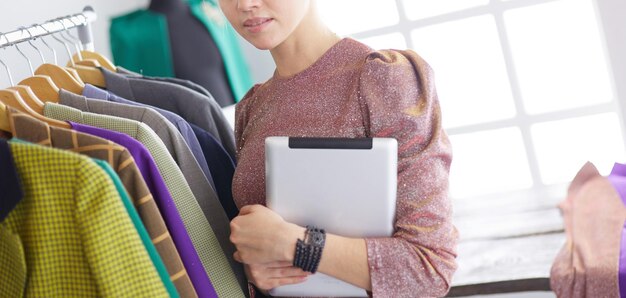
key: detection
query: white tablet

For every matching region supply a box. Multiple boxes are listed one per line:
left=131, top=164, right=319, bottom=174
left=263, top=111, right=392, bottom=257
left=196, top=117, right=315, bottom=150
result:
left=265, top=136, right=398, bottom=297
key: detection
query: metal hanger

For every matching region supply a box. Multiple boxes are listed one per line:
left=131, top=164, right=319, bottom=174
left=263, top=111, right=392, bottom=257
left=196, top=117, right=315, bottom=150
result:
left=69, top=13, right=116, bottom=71
left=0, top=33, right=12, bottom=132
left=34, top=23, right=57, bottom=65
left=60, top=17, right=106, bottom=87
left=0, top=33, right=70, bottom=128
left=18, top=25, right=61, bottom=102
left=8, top=28, right=46, bottom=112
left=32, top=19, right=84, bottom=94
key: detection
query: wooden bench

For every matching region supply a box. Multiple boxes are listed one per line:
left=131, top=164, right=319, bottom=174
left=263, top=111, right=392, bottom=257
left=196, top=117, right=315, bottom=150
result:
left=447, top=194, right=565, bottom=296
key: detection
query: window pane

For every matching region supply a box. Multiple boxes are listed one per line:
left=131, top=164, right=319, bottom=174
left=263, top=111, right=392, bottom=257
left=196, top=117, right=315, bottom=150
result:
left=532, top=113, right=625, bottom=185
left=359, top=33, right=407, bottom=50
left=412, top=16, right=516, bottom=128
left=449, top=128, right=533, bottom=199
left=318, top=0, right=399, bottom=35
left=403, top=0, right=489, bottom=20
left=504, top=0, right=613, bottom=114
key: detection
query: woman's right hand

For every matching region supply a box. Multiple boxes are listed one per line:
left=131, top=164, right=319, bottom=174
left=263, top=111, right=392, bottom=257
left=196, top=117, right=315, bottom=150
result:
left=245, top=261, right=310, bottom=292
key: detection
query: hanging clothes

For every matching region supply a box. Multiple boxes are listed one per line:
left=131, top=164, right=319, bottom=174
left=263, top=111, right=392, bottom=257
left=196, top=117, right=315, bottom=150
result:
left=7, top=107, right=195, bottom=298
left=101, top=68, right=237, bottom=160
left=58, top=119, right=218, bottom=298
left=109, top=0, right=253, bottom=103
left=58, top=89, right=216, bottom=192
left=550, top=162, right=626, bottom=297
left=0, top=139, right=169, bottom=297
left=80, top=83, right=239, bottom=221
left=42, top=102, right=246, bottom=298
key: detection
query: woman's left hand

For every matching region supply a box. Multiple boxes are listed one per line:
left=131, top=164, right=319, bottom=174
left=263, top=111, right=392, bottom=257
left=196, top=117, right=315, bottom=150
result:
left=230, top=204, right=305, bottom=264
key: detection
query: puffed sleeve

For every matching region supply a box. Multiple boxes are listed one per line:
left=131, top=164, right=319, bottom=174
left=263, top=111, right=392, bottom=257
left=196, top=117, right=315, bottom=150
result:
left=358, top=50, right=458, bottom=297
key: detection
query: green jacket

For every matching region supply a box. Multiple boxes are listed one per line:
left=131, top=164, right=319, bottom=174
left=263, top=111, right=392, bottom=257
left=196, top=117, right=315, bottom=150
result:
left=110, top=0, right=253, bottom=102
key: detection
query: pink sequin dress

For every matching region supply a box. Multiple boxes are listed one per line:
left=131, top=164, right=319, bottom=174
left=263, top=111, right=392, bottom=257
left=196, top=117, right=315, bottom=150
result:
left=232, top=38, right=458, bottom=297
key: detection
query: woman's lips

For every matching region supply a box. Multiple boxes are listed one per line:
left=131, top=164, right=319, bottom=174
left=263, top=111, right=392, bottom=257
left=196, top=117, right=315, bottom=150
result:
left=243, top=17, right=273, bottom=33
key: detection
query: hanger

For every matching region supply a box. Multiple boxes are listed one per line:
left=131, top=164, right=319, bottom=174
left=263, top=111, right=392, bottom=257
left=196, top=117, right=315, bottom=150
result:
left=69, top=14, right=116, bottom=72
left=53, top=18, right=106, bottom=87
left=0, top=102, right=10, bottom=132
left=0, top=34, right=69, bottom=128
left=18, top=75, right=60, bottom=102
left=32, top=21, right=84, bottom=94
left=9, top=28, right=45, bottom=112
left=16, top=26, right=60, bottom=103
left=0, top=89, right=70, bottom=129
left=0, top=41, right=13, bottom=132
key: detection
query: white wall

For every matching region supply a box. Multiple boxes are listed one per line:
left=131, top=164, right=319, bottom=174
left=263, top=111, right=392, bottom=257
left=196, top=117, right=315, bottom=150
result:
left=0, top=0, right=149, bottom=86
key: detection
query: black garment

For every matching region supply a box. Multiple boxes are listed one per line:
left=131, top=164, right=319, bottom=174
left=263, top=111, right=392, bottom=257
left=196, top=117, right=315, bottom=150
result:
left=191, top=123, right=238, bottom=220
left=149, top=0, right=236, bottom=107
left=0, top=138, right=23, bottom=222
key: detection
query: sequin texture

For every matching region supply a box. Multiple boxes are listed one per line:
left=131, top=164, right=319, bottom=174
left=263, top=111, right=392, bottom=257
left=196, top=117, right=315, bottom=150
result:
left=232, top=38, right=458, bottom=297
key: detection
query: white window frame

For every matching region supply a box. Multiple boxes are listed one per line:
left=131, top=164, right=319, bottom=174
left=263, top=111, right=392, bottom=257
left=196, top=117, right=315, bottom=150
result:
left=345, top=0, right=626, bottom=210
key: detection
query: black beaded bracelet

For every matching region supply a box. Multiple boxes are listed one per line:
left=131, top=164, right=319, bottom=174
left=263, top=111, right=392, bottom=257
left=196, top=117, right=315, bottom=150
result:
left=293, top=225, right=326, bottom=273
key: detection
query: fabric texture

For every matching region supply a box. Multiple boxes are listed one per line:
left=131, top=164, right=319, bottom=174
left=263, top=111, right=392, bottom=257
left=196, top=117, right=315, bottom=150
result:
left=607, top=163, right=626, bottom=297
left=109, top=3, right=253, bottom=101
left=93, top=159, right=179, bottom=298
left=191, top=122, right=238, bottom=220
left=550, top=162, right=626, bottom=298
left=67, top=121, right=217, bottom=298
left=59, top=89, right=217, bottom=192
left=0, top=134, right=22, bottom=222
left=68, top=87, right=242, bottom=287
left=7, top=108, right=196, bottom=298
left=118, top=66, right=216, bottom=99
left=43, top=103, right=243, bottom=298
left=0, top=139, right=168, bottom=297
left=82, top=84, right=240, bottom=235
left=234, top=38, right=457, bottom=297
left=0, top=225, right=26, bottom=298
left=83, top=83, right=211, bottom=183
left=102, top=67, right=237, bottom=160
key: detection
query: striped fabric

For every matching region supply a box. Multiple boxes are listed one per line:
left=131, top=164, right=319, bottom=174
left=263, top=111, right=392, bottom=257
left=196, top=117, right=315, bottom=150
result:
left=1, top=140, right=168, bottom=297
left=44, top=103, right=244, bottom=298
left=7, top=108, right=196, bottom=298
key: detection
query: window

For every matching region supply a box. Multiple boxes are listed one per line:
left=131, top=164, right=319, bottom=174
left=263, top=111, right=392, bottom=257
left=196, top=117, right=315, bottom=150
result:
left=317, top=0, right=625, bottom=206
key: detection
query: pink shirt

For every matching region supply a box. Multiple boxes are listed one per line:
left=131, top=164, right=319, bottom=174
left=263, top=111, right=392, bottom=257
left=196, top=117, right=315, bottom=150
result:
left=233, top=38, right=458, bottom=297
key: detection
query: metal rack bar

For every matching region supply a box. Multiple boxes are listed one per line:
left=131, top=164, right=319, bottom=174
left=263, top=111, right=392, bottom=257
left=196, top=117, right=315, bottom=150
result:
left=0, top=6, right=97, bottom=51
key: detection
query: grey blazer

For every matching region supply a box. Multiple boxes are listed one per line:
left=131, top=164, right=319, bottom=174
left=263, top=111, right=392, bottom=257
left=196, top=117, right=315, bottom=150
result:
left=102, top=68, right=237, bottom=160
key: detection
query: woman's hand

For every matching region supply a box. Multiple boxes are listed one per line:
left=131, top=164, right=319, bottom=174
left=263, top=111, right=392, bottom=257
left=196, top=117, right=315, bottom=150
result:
left=245, top=262, right=310, bottom=292
left=230, top=204, right=305, bottom=264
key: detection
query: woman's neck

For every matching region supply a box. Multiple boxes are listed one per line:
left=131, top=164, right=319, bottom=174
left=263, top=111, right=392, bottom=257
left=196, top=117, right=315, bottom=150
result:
left=149, top=0, right=187, bottom=13
left=270, top=7, right=341, bottom=78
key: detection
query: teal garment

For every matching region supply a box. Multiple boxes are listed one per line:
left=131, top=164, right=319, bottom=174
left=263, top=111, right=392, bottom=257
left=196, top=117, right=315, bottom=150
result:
left=110, top=0, right=253, bottom=102
left=93, top=159, right=179, bottom=298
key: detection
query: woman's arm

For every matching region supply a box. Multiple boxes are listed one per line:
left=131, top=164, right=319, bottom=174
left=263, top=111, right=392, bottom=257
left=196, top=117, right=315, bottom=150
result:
left=231, top=205, right=372, bottom=290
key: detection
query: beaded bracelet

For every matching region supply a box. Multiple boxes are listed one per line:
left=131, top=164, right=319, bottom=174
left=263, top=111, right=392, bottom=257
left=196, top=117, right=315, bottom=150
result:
left=293, top=225, right=326, bottom=273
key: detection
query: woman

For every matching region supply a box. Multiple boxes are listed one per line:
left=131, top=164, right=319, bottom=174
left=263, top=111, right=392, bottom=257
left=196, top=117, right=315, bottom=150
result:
left=219, top=0, right=458, bottom=296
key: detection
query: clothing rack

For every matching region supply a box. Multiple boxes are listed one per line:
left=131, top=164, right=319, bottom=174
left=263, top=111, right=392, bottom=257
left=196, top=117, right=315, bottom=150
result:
left=0, top=6, right=97, bottom=51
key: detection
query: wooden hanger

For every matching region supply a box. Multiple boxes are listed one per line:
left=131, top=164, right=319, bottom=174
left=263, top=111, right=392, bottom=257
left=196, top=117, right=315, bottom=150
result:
left=0, top=89, right=70, bottom=128
left=18, top=75, right=60, bottom=103
left=70, top=64, right=106, bottom=88
left=7, top=86, right=44, bottom=114
left=63, top=67, right=83, bottom=83
left=72, top=51, right=116, bottom=71
left=0, top=102, right=10, bottom=132
left=66, top=58, right=107, bottom=87
left=35, top=63, right=84, bottom=94
left=75, top=59, right=101, bottom=68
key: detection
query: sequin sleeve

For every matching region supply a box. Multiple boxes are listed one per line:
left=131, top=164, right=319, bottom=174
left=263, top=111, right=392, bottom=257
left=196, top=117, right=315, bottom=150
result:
left=358, top=50, right=458, bottom=297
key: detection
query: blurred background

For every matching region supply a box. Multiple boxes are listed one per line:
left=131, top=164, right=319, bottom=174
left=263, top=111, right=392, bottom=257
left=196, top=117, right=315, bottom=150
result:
left=1, top=0, right=624, bottom=296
